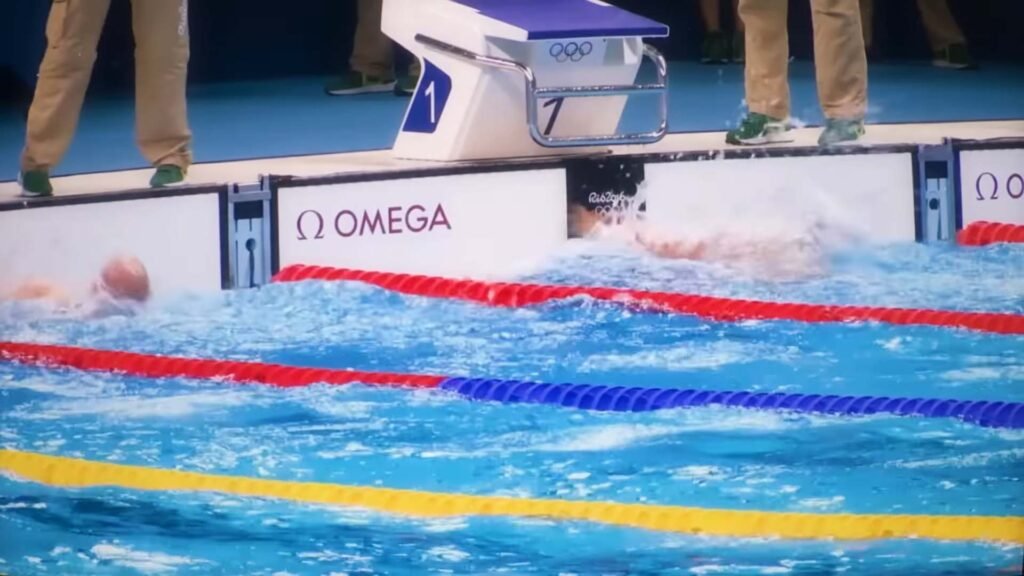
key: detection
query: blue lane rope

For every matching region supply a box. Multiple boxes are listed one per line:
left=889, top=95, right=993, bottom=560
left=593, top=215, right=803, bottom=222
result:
left=2, top=341, right=1019, bottom=430
left=437, top=378, right=1024, bottom=429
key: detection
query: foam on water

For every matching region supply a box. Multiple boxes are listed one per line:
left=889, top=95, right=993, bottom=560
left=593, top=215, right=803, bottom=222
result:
left=424, top=546, right=471, bottom=563
left=89, top=543, right=207, bottom=574
left=0, top=502, right=47, bottom=510
left=0, top=372, right=125, bottom=399
left=579, top=340, right=802, bottom=372
left=533, top=423, right=689, bottom=452
left=794, top=496, right=846, bottom=511
left=886, top=448, right=1024, bottom=470
left=941, top=365, right=1024, bottom=382
left=689, top=565, right=792, bottom=575
left=10, top=388, right=260, bottom=421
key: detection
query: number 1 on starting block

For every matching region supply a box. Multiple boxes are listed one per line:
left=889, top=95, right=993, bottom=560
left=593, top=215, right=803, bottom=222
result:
left=403, top=61, right=453, bottom=134
left=383, top=0, right=670, bottom=161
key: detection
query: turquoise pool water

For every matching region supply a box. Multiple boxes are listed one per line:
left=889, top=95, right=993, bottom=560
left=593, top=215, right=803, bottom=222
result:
left=1, top=239, right=1022, bottom=575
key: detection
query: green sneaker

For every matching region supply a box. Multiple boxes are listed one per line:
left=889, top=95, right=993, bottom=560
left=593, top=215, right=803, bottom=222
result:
left=324, top=71, right=396, bottom=96
left=731, top=32, right=745, bottom=64
left=150, top=164, right=186, bottom=188
left=725, top=112, right=792, bottom=145
left=818, top=118, right=866, bottom=147
left=932, top=43, right=976, bottom=70
left=394, top=73, right=420, bottom=97
left=18, top=169, right=53, bottom=198
left=701, top=31, right=730, bottom=64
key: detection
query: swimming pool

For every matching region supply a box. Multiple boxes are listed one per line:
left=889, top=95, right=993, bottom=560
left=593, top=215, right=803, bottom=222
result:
left=1, top=238, right=1022, bottom=575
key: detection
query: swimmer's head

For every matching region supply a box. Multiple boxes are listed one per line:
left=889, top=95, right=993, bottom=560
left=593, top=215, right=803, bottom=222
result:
left=93, top=256, right=151, bottom=303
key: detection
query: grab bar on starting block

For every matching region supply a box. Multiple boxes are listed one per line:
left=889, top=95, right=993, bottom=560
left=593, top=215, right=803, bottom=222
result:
left=415, top=34, right=669, bottom=148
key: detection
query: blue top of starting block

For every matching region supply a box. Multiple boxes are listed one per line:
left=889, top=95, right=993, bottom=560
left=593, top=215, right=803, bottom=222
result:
left=453, top=0, right=669, bottom=41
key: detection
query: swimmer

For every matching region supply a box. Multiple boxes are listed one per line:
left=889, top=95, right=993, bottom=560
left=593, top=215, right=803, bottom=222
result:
left=91, top=255, right=152, bottom=304
left=4, top=255, right=151, bottom=316
left=569, top=204, right=827, bottom=280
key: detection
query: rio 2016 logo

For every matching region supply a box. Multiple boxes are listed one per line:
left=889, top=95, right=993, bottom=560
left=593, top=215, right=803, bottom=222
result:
left=296, top=204, right=452, bottom=241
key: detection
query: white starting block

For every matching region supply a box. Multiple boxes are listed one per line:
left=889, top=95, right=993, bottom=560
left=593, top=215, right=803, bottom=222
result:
left=382, top=0, right=670, bottom=161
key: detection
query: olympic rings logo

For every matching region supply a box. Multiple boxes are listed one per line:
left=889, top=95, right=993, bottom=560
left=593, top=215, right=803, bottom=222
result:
left=549, top=41, right=593, bottom=63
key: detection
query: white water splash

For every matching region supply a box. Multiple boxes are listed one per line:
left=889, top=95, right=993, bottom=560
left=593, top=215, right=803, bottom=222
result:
left=90, top=544, right=206, bottom=574
left=795, top=496, right=846, bottom=511
left=887, top=449, right=1024, bottom=470
left=424, top=545, right=470, bottom=563
left=534, top=424, right=685, bottom=452
left=941, top=366, right=1024, bottom=382
left=12, top=390, right=258, bottom=420
left=580, top=341, right=799, bottom=372
left=420, top=517, right=469, bottom=533
left=690, top=565, right=791, bottom=575
left=0, top=502, right=47, bottom=510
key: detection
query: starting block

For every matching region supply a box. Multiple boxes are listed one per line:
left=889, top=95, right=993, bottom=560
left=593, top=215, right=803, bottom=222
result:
left=382, top=0, right=670, bottom=161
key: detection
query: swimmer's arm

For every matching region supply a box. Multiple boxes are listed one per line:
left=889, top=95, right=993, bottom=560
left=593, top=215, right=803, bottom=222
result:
left=635, top=233, right=708, bottom=260
left=5, top=280, right=72, bottom=306
left=570, top=203, right=708, bottom=260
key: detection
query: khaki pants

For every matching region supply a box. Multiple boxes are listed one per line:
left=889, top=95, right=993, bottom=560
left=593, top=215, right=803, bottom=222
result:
left=350, top=0, right=420, bottom=79
left=22, top=0, right=192, bottom=172
left=860, top=0, right=965, bottom=53
left=700, top=0, right=743, bottom=32
left=740, top=0, right=867, bottom=120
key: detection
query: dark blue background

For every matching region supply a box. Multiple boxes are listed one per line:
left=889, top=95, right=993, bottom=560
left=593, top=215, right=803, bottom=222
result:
left=2, top=0, right=1021, bottom=94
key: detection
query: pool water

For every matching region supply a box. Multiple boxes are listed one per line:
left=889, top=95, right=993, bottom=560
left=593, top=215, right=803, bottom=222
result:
left=1, top=239, right=1022, bottom=575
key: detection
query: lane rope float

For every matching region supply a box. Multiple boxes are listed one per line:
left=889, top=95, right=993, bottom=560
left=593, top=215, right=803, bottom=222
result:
left=1, top=449, right=1021, bottom=544
left=2, top=341, right=1022, bottom=429
left=271, top=265, right=1024, bottom=335
left=0, top=341, right=444, bottom=389
left=957, top=221, right=1024, bottom=246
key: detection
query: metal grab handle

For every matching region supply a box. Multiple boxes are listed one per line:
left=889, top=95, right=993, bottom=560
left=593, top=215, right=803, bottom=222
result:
left=415, top=34, right=669, bottom=148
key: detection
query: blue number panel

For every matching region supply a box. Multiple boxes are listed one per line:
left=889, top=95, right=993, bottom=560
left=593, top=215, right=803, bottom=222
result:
left=402, top=60, right=453, bottom=134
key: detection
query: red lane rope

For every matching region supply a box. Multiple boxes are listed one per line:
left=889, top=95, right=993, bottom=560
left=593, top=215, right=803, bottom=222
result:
left=958, top=221, right=1024, bottom=246
left=0, top=342, right=444, bottom=389
left=272, top=265, right=1024, bottom=335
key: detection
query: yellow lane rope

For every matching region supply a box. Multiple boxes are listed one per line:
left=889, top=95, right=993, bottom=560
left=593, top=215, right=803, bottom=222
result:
left=1, top=449, right=1021, bottom=544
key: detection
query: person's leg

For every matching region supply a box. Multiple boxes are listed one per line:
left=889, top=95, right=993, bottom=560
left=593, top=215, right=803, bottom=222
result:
left=351, top=0, right=393, bottom=77
left=732, top=0, right=744, bottom=31
left=700, top=0, right=722, bottom=31
left=20, top=0, right=112, bottom=196
left=393, top=54, right=422, bottom=97
left=407, top=57, right=422, bottom=79
left=859, top=0, right=874, bottom=54
left=810, top=0, right=868, bottom=145
left=131, top=0, right=193, bottom=187
left=731, top=0, right=745, bottom=63
left=726, top=0, right=791, bottom=145
left=916, top=0, right=973, bottom=69
left=740, top=0, right=789, bottom=119
left=328, top=0, right=396, bottom=95
left=699, top=0, right=730, bottom=64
